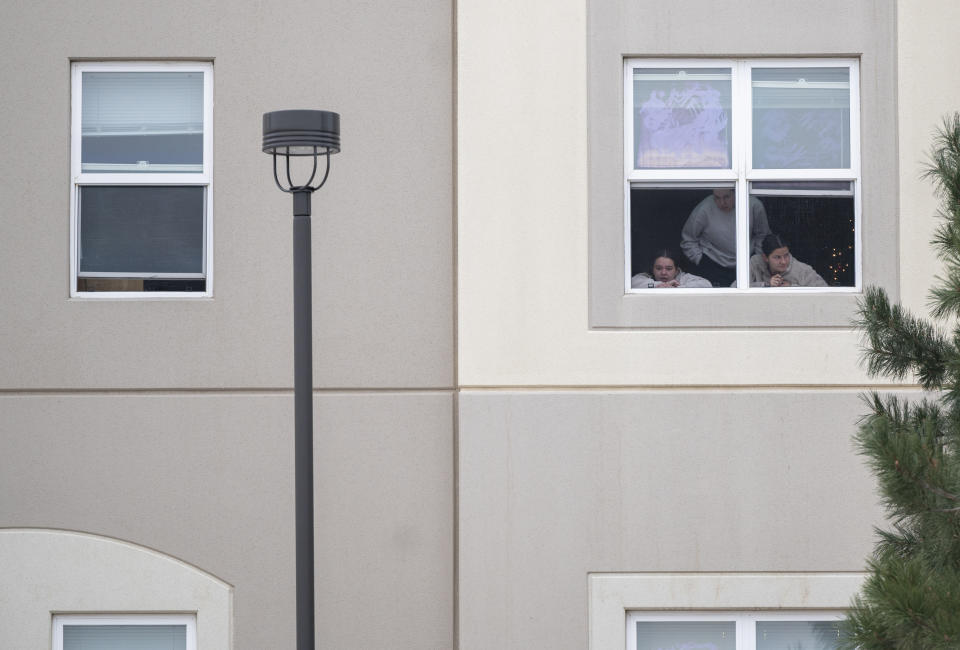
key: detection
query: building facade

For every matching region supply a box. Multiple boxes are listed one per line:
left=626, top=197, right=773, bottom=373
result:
left=1, top=0, right=957, bottom=648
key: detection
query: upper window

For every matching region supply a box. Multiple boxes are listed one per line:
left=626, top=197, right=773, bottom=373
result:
left=53, top=614, right=197, bottom=650
left=628, top=611, right=847, bottom=650
left=625, top=59, right=860, bottom=292
left=70, top=61, right=213, bottom=297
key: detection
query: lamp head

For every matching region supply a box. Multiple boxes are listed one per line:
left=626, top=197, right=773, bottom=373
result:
left=262, top=110, right=340, bottom=156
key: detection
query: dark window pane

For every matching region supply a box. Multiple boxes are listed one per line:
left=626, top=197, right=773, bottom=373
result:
left=81, top=133, right=203, bottom=172
left=79, top=186, right=204, bottom=275
left=631, top=185, right=770, bottom=288
left=144, top=278, right=206, bottom=292
left=751, top=187, right=855, bottom=287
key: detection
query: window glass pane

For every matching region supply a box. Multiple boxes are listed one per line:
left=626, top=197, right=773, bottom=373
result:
left=630, top=185, right=770, bottom=288
left=636, top=621, right=736, bottom=650
left=633, top=68, right=732, bottom=169
left=756, top=620, right=847, bottom=650
left=82, top=71, right=204, bottom=173
left=750, top=182, right=855, bottom=287
left=63, top=624, right=187, bottom=650
left=79, top=186, right=205, bottom=275
left=752, top=67, right=850, bottom=169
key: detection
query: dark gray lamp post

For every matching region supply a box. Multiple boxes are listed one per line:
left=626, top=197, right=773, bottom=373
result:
left=262, top=109, right=341, bottom=650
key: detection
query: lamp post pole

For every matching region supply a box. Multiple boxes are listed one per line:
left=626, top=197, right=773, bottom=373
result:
left=262, top=110, right=341, bottom=650
left=292, top=190, right=315, bottom=650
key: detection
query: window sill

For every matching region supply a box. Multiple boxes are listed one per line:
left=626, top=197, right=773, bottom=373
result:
left=70, top=292, right=214, bottom=300
left=592, top=289, right=862, bottom=328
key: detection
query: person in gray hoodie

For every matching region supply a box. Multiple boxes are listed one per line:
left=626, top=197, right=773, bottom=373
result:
left=680, top=188, right=771, bottom=287
left=749, top=233, right=828, bottom=287
left=632, top=249, right=712, bottom=288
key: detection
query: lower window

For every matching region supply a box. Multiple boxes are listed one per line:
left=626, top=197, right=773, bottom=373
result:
left=53, top=614, right=196, bottom=650
left=628, top=611, right=846, bottom=650
left=77, top=186, right=207, bottom=293
left=629, top=182, right=855, bottom=290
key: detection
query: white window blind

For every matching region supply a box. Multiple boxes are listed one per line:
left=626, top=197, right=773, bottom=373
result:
left=62, top=624, right=187, bottom=650
left=81, top=71, right=204, bottom=173
left=82, top=72, right=203, bottom=136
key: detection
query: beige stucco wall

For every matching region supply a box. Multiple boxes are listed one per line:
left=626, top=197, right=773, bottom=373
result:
left=0, top=0, right=453, bottom=390
left=0, top=392, right=453, bottom=650
left=454, top=1, right=917, bottom=648
left=0, top=529, right=232, bottom=650
left=458, top=390, right=885, bottom=650
left=897, top=0, right=960, bottom=315
left=457, top=0, right=902, bottom=387
left=0, top=2, right=455, bottom=649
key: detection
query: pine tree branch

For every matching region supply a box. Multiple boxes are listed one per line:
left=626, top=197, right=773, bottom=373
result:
left=923, top=113, right=960, bottom=320
left=856, top=292, right=951, bottom=388
left=929, top=268, right=960, bottom=320
left=911, top=475, right=960, bottom=505
left=857, top=394, right=960, bottom=517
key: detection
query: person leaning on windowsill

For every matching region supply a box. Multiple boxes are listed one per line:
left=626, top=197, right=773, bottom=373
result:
left=749, top=233, right=828, bottom=287
left=631, top=248, right=712, bottom=288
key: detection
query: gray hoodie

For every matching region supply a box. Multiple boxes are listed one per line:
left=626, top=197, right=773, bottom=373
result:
left=631, top=271, right=713, bottom=289
left=749, top=253, right=828, bottom=287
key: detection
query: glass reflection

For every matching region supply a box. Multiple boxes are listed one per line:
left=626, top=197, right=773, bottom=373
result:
left=633, top=68, right=732, bottom=169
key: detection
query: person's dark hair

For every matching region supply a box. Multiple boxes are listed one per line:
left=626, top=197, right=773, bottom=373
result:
left=649, top=248, right=681, bottom=275
left=761, top=233, right=789, bottom=256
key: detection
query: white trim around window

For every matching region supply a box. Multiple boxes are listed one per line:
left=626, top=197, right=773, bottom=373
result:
left=52, top=613, right=197, bottom=650
left=588, top=572, right=866, bottom=650
left=70, top=61, right=214, bottom=298
left=623, top=58, right=861, bottom=294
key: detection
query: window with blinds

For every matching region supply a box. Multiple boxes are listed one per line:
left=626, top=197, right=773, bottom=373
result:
left=70, top=62, right=213, bottom=296
left=81, top=71, right=204, bottom=173
left=53, top=615, right=196, bottom=650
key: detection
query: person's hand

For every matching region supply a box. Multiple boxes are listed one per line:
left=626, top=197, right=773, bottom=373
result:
left=770, top=274, right=791, bottom=287
left=656, top=279, right=680, bottom=288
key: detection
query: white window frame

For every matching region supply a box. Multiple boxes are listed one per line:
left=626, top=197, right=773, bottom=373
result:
left=70, top=61, right=214, bottom=299
left=52, top=613, right=197, bottom=650
left=623, top=58, right=861, bottom=294
left=627, top=610, right=846, bottom=650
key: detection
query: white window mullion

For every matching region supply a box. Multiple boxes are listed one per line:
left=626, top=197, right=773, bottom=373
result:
left=741, top=614, right=755, bottom=650
left=623, top=61, right=635, bottom=292
left=627, top=169, right=739, bottom=183
left=75, top=172, right=210, bottom=185
left=849, top=62, right=863, bottom=292
left=747, top=168, right=856, bottom=181
left=734, top=60, right=751, bottom=290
